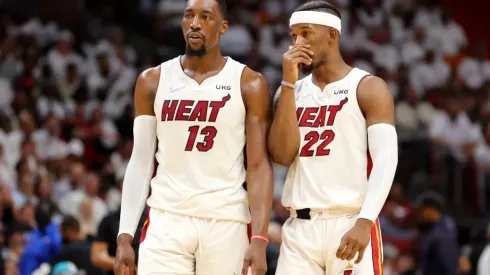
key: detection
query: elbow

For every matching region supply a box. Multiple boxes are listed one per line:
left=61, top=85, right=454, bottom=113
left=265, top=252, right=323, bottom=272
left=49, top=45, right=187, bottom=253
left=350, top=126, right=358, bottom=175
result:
left=90, top=245, right=103, bottom=268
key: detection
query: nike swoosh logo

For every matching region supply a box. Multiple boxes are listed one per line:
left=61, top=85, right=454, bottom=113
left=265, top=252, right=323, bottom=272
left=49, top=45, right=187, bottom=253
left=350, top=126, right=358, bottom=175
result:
left=169, top=85, right=186, bottom=93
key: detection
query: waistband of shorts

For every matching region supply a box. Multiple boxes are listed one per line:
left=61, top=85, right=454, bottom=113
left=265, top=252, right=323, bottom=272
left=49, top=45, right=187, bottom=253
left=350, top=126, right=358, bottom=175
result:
left=288, top=208, right=359, bottom=220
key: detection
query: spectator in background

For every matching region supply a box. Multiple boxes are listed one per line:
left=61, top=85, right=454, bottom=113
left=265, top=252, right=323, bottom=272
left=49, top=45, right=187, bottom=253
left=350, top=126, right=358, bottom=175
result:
left=0, top=144, right=16, bottom=189
left=474, top=121, right=490, bottom=209
left=77, top=197, right=97, bottom=237
left=19, top=201, right=62, bottom=275
left=91, top=209, right=146, bottom=275
left=429, top=8, right=467, bottom=57
left=58, top=173, right=107, bottom=225
left=416, top=191, right=459, bottom=275
left=220, top=10, right=254, bottom=64
left=409, top=51, right=451, bottom=98
left=395, top=84, right=436, bottom=142
left=47, top=30, right=85, bottom=82
left=364, top=25, right=401, bottom=73
left=429, top=93, right=479, bottom=163
left=457, top=43, right=490, bottom=90
left=51, top=216, right=102, bottom=275
left=401, top=28, right=432, bottom=67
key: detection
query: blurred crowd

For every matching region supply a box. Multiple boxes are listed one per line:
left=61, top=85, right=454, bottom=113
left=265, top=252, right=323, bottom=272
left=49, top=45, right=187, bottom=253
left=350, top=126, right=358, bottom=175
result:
left=0, top=0, right=489, bottom=274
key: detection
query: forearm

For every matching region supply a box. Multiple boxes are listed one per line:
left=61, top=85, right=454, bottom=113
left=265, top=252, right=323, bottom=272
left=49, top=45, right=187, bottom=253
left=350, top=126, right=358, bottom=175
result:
left=269, top=86, right=300, bottom=165
left=359, top=124, right=398, bottom=222
left=93, top=254, right=115, bottom=270
left=118, top=116, right=156, bottom=237
left=247, top=159, right=274, bottom=236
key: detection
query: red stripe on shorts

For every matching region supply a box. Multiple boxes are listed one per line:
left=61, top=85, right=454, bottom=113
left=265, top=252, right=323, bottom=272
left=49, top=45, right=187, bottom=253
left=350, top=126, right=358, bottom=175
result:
left=139, top=158, right=158, bottom=244
left=370, top=219, right=383, bottom=275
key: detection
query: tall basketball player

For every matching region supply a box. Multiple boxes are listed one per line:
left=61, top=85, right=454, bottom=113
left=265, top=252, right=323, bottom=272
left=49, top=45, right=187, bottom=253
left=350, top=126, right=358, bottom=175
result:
left=114, top=0, right=273, bottom=274
left=269, top=1, right=398, bottom=275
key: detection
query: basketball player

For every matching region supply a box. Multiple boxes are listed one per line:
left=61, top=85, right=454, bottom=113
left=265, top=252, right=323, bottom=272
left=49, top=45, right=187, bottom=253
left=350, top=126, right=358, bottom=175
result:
left=269, top=1, right=398, bottom=275
left=114, top=0, right=273, bottom=274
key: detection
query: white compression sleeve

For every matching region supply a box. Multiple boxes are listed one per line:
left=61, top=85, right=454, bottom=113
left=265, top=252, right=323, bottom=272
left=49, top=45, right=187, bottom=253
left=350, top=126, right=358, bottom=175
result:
left=118, top=115, right=157, bottom=237
left=359, top=123, right=398, bottom=222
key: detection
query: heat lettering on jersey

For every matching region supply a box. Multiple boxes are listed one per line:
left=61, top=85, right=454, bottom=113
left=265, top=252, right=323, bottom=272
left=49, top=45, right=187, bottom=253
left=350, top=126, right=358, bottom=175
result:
left=296, top=97, right=348, bottom=157
left=296, top=97, right=348, bottom=128
left=161, top=94, right=231, bottom=122
left=161, top=94, right=231, bottom=152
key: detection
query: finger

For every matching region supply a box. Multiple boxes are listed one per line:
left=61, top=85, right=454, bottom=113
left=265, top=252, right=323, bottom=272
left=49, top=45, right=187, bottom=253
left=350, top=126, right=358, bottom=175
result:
left=293, top=44, right=311, bottom=49
left=341, top=241, right=355, bottom=260
left=336, top=237, right=348, bottom=258
left=128, top=261, right=136, bottom=275
left=114, top=263, right=123, bottom=275
left=290, top=57, right=312, bottom=66
left=355, top=247, right=366, bottom=264
left=289, top=51, right=313, bottom=62
left=289, top=46, right=314, bottom=57
left=346, top=244, right=360, bottom=261
left=242, top=259, right=251, bottom=275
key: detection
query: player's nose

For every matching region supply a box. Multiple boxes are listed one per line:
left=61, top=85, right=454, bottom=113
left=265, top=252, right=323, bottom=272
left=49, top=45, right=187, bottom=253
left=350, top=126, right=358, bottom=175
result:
left=190, top=17, right=202, bottom=31
left=294, top=37, right=307, bottom=46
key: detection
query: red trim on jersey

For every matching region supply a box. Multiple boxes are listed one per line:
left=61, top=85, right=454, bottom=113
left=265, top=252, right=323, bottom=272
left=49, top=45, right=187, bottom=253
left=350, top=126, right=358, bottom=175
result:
left=370, top=219, right=383, bottom=275
left=367, top=150, right=373, bottom=178
left=247, top=223, right=252, bottom=242
left=139, top=158, right=159, bottom=244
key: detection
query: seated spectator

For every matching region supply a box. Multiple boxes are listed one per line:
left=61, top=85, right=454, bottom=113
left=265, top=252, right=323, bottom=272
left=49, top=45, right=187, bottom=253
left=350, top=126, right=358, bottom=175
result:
left=429, top=93, right=480, bottom=163
left=19, top=201, right=62, bottom=275
left=77, top=197, right=97, bottom=237
left=428, top=9, right=467, bottom=57
left=58, top=173, right=107, bottom=225
left=395, top=84, right=436, bottom=142
left=457, top=43, right=490, bottom=90
left=415, top=191, right=459, bottom=275
left=51, top=216, right=102, bottom=275
left=91, top=208, right=146, bottom=275
left=409, top=51, right=451, bottom=98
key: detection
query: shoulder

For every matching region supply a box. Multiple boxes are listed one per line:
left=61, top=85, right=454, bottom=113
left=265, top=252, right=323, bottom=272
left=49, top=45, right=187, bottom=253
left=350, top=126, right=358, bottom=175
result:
left=240, top=67, right=269, bottom=93
left=240, top=67, right=271, bottom=107
left=136, top=65, right=161, bottom=91
left=357, top=75, right=394, bottom=108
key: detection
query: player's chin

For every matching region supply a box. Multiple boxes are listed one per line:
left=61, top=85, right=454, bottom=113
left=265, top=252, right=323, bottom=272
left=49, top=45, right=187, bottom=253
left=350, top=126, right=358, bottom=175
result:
left=299, top=63, right=313, bottom=75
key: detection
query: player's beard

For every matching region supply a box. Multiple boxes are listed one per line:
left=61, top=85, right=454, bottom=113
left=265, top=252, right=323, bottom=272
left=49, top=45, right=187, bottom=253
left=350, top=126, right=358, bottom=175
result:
left=186, top=43, right=207, bottom=57
left=299, top=63, right=313, bottom=75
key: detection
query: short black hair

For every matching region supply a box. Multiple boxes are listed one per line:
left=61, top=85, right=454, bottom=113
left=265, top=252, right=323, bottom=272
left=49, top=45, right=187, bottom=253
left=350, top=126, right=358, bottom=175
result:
left=415, top=191, right=445, bottom=212
left=215, top=0, right=227, bottom=18
left=295, top=0, right=341, bottom=19
left=61, top=215, right=81, bottom=232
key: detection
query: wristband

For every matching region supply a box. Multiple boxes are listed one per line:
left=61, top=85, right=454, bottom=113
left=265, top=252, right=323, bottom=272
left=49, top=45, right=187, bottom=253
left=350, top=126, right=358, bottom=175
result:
left=281, top=80, right=295, bottom=89
left=251, top=235, right=269, bottom=243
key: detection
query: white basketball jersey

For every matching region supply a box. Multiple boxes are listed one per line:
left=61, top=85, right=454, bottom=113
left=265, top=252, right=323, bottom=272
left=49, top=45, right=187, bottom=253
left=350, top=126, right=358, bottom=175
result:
left=282, top=68, right=372, bottom=213
left=147, top=56, right=251, bottom=223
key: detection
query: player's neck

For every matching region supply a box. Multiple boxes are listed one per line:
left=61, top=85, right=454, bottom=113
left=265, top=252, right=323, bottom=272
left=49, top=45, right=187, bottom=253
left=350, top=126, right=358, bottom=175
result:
left=311, top=54, right=351, bottom=88
left=181, top=50, right=226, bottom=74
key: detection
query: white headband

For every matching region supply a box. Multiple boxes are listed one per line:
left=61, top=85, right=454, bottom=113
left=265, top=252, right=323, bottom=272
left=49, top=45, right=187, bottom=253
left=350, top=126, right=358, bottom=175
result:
left=289, top=11, right=342, bottom=34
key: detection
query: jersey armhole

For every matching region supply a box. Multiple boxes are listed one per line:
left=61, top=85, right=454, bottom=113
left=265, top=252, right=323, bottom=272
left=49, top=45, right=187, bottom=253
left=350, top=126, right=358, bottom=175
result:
left=237, top=64, right=248, bottom=113
left=353, top=73, right=372, bottom=120
left=153, top=61, right=170, bottom=117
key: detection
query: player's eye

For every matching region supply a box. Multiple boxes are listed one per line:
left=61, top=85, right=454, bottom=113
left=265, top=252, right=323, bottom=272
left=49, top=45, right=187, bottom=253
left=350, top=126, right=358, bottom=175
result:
left=302, top=32, right=309, bottom=38
left=184, top=13, right=193, bottom=19
left=201, top=15, right=210, bottom=20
